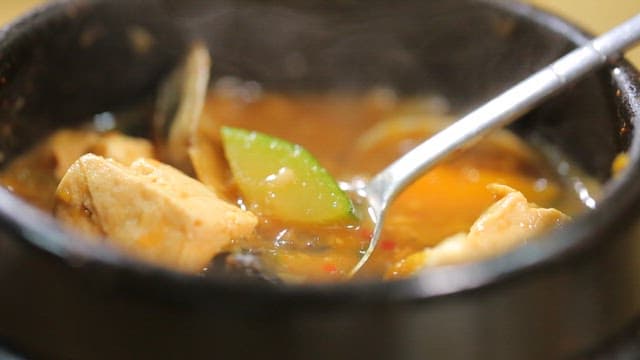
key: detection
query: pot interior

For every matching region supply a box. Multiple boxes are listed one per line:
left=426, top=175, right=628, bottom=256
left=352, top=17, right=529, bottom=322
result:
left=0, top=0, right=634, bottom=276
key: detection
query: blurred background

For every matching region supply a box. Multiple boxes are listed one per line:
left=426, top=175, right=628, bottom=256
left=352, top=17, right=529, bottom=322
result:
left=0, top=0, right=639, bottom=66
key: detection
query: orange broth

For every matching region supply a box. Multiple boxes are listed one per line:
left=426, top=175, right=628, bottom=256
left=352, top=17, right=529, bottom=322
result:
left=201, top=89, right=570, bottom=282
left=0, top=85, right=583, bottom=283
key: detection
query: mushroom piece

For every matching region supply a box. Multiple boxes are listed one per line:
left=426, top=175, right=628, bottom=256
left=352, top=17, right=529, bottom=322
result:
left=153, top=41, right=229, bottom=194
left=153, top=41, right=210, bottom=169
left=385, top=184, right=570, bottom=279
left=54, top=154, right=257, bottom=272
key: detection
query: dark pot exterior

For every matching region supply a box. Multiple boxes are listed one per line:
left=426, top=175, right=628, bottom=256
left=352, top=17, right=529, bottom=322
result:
left=0, top=1, right=639, bottom=359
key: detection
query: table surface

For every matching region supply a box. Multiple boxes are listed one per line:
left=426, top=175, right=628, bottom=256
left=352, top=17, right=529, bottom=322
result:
left=0, top=0, right=639, bottom=66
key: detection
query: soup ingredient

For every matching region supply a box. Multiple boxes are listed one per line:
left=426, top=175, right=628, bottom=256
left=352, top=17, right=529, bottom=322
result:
left=0, top=86, right=581, bottom=282
left=54, top=154, right=257, bottom=272
left=50, top=130, right=102, bottom=179
left=221, top=126, right=355, bottom=225
left=201, top=89, right=572, bottom=282
left=385, top=184, right=569, bottom=279
left=90, top=132, right=154, bottom=166
left=189, top=135, right=230, bottom=195
left=154, top=42, right=211, bottom=170
left=348, top=112, right=553, bottom=177
left=351, top=114, right=451, bottom=157
left=0, top=130, right=96, bottom=210
left=153, top=42, right=230, bottom=195
left=612, top=152, right=630, bottom=177
left=0, top=130, right=153, bottom=210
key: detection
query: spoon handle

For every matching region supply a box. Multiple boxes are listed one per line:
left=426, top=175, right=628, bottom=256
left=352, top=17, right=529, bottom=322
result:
left=366, top=12, right=640, bottom=210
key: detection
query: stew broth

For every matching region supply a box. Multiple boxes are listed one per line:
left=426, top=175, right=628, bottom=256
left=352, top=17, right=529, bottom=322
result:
left=0, top=82, right=588, bottom=283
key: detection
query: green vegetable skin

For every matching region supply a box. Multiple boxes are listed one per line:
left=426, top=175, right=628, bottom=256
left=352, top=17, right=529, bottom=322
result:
left=221, top=126, right=355, bottom=225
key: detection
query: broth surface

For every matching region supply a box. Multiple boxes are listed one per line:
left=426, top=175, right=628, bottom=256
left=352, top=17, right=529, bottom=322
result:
left=202, top=87, right=574, bottom=282
left=1, top=84, right=589, bottom=283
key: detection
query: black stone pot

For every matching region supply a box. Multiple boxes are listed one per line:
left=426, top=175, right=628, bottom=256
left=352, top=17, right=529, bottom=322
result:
left=0, top=0, right=639, bottom=359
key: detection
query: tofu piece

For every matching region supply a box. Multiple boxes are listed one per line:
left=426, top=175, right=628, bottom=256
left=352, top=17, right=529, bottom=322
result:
left=385, top=184, right=570, bottom=279
left=50, top=130, right=101, bottom=179
left=89, top=132, right=154, bottom=165
left=50, top=130, right=154, bottom=178
left=0, top=142, right=60, bottom=210
left=1, top=129, right=155, bottom=211
left=0, top=130, right=100, bottom=210
left=54, top=154, right=257, bottom=272
left=54, top=158, right=107, bottom=239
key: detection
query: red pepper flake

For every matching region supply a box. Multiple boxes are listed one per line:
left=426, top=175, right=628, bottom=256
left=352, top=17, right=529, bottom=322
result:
left=357, top=229, right=373, bottom=247
left=323, top=263, right=337, bottom=274
left=380, top=239, right=396, bottom=251
left=358, top=229, right=373, bottom=242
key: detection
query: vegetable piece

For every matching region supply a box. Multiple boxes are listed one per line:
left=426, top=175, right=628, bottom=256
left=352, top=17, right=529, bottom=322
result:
left=153, top=42, right=230, bottom=195
left=221, top=126, right=355, bottom=225
left=153, top=41, right=210, bottom=169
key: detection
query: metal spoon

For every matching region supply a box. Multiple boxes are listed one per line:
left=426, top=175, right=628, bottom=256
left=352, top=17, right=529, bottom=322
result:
left=350, top=12, right=640, bottom=277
